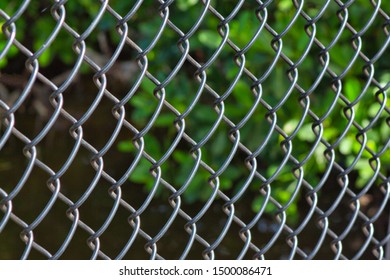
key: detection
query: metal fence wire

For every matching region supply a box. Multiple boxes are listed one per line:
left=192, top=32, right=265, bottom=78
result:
left=0, top=0, right=389, bottom=260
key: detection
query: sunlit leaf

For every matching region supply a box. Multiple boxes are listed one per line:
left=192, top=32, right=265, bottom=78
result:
left=117, top=140, right=134, bottom=153
left=177, top=0, right=198, bottom=11
left=198, top=30, right=221, bottom=49
left=344, top=78, right=361, bottom=101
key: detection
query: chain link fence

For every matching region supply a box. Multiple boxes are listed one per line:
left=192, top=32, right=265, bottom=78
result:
left=0, top=0, right=389, bottom=259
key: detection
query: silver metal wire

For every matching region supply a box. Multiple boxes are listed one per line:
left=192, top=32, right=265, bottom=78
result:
left=0, top=0, right=389, bottom=259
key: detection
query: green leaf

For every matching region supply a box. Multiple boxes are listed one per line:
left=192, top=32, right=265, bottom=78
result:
left=298, top=123, right=316, bottom=142
left=278, top=0, right=294, bottom=10
left=339, top=136, right=354, bottom=155
left=211, top=130, right=228, bottom=156
left=344, top=78, right=361, bottom=101
left=177, top=0, right=198, bottom=11
left=198, top=30, right=222, bottom=49
left=140, top=78, right=156, bottom=94
left=380, top=121, right=389, bottom=140
left=252, top=195, right=274, bottom=213
left=368, top=103, right=381, bottom=118
left=174, top=154, right=196, bottom=186
left=286, top=203, right=299, bottom=224
left=283, top=119, right=299, bottom=135
left=173, top=150, right=189, bottom=163
left=144, top=134, right=162, bottom=159
left=154, top=113, right=173, bottom=127
left=366, top=139, right=377, bottom=152
left=38, top=49, right=52, bottom=67
left=314, top=144, right=326, bottom=170
left=33, top=37, right=53, bottom=67
left=129, top=158, right=151, bottom=184
left=323, top=127, right=338, bottom=141
left=355, top=160, right=374, bottom=188
left=183, top=172, right=210, bottom=204
left=378, top=73, right=390, bottom=88
left=117, top=140, right=134, bottom=153
left=233, top=80, right=253, bottom=108
left=266, top=165, right=278, bottom=178
left=0, top=57, right=7, bottom=68
left=218, top=177, right=233, bottom=191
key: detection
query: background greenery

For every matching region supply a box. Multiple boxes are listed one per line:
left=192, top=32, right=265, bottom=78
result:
left=1, top=0, right=389, bottom=225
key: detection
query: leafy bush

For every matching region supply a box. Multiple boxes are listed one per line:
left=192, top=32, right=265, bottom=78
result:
left=1, top=0, right=389, bottom=224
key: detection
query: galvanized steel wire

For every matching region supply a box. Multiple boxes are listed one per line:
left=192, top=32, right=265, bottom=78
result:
left=0, top=0, right=389, bottom=259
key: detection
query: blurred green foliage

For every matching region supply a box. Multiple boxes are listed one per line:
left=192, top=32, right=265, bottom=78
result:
left=1, top=0, right=389, bottom=224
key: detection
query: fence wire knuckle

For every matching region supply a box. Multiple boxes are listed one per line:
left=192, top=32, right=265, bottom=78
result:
left=0, top=0, right=389, bottom=260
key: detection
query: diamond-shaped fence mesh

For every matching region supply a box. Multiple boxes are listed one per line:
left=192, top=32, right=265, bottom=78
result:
left=0, top=0, right=389, bottom=260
